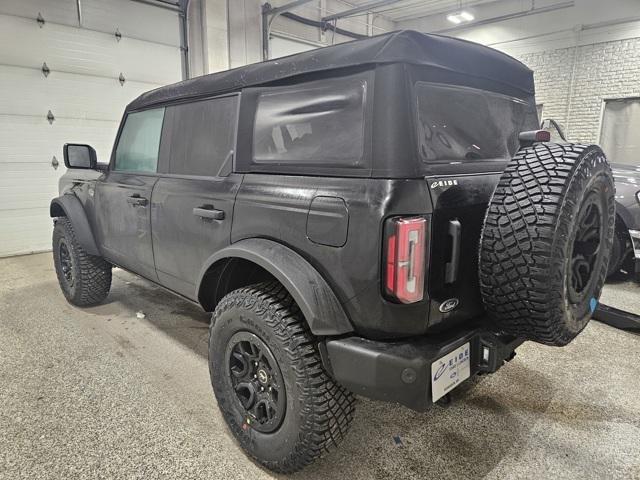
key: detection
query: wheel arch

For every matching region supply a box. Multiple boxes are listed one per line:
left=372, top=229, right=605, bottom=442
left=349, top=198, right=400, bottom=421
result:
left=196, top=238, right=353, bottom=336
left=50, top=195, right=100, bottom=256
left=615, top=200, right=633, bottom=230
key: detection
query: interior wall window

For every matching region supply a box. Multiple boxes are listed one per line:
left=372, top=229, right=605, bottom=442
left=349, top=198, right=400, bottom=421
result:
left=167, top=96, right=238, bottom=176
left=600, top=98, right=640, bottom=166
left=115, top=108, right=165, bottom=172
left=252, top=76, right=367, bottom=167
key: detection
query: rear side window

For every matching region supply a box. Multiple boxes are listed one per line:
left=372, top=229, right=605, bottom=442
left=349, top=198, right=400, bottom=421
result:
left=166, top=95, right=238, bottom=176
left=252, top=76, right=367, bottom=167
left=115, top=108, right=165, bottom=172
left=415, top=83, right=535, bottom=162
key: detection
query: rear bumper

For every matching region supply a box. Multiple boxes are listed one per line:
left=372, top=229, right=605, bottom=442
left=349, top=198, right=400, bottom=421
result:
left=325, top=326, right=524, bottom=412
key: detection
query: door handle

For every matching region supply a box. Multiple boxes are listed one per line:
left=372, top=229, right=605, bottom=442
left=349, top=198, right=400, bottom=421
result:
left=127, top=195, right=148, bottom=207
left=193, top=205, right=225, bottom=220
left=445, top=219, right=461, bottom=284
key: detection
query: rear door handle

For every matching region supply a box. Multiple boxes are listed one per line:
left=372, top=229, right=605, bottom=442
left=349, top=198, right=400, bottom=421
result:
left=193, top=205, right=225, bottom=220
left=127, top=195, right=148, bottom=207
left=445, top=219, right=461, bottom=284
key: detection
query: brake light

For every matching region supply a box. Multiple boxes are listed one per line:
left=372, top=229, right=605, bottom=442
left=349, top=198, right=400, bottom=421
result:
left=385, top=217, right=426, bottom=304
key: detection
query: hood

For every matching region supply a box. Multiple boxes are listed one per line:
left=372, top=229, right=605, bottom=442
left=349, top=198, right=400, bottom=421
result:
left=610, top=163, right=640, bottom=213
left=611, top=162, right=640, bottom=188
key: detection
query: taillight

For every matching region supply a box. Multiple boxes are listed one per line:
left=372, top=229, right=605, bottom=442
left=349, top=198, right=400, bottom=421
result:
left=384, top=217, right=427, bottom=304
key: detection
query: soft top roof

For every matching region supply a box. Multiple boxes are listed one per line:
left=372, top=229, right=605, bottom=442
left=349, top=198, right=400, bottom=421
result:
left=127, top=30, right=534, bottom=111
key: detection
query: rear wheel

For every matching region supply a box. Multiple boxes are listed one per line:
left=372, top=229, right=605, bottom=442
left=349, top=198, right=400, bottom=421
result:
left=480, top=143, right=615, bottom=346
left=52, top=217, right=112, bottom=306
left=209, top=282, right=355, bottom=473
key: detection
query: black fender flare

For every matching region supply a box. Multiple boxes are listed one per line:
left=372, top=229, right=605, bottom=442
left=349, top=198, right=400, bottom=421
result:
left=196, top=238, right=353, bottom=336
left=50, top=195, right=100, bottom=256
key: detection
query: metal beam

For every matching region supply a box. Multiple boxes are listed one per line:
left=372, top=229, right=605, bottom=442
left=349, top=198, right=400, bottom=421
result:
left=262, top=0, right=316, bottom=61
left=322, top=0, right=403, bottom=22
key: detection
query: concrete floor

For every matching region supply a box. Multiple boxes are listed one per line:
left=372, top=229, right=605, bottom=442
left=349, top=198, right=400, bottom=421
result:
left=1, top=252, right=639, bottom=480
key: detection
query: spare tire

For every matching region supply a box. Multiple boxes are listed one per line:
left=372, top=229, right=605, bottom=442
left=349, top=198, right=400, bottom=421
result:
left=479, top=143, right=615, bottom=346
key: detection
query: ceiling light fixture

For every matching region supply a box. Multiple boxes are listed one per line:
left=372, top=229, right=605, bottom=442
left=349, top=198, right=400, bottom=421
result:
left=446, top=10, right=474, bottom=24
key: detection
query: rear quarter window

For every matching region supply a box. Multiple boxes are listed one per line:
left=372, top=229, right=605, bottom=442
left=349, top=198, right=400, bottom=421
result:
left=251, top=75, right=368, bottom=170
left=415, top=82, right=536, bottom=163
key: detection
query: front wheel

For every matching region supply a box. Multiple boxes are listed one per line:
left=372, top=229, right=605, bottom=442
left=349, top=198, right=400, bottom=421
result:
left=209, top=282, right=355, bottom=473
left=52, top=217, right=112, bottom=306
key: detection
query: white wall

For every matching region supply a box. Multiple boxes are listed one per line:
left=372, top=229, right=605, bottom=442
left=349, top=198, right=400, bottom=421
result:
left=205, top=0, right=230, bottom=72
left=398, top=0, right=640, bottom=144
left=268, top=0, right=395, bottom=52
left=520, top=38, right=640, bottom=145
left=189, top=0, right=397, bottom=73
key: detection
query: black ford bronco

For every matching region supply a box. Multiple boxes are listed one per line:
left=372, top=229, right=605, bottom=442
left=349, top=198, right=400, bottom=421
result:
left=51, top=31, right=615, bottom=473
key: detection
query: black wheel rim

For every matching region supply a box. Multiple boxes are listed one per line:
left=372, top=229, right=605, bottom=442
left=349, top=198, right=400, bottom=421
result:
left=569, top=195, right=603, bottom=303
left=59, top=241, right=74, bottom=287
left=225, top=332, right=286, bottom=433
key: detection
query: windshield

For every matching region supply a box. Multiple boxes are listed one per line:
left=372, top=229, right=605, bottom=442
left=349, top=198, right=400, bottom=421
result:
left=415, top=82, right=537, bottom=163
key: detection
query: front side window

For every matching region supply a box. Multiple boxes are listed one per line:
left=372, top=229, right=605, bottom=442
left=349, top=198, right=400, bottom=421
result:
left=415, top=83, right=535, bottom=163
left=115, top=108, right=165, bottom=172
left=252, top=76, right=367, bottom=167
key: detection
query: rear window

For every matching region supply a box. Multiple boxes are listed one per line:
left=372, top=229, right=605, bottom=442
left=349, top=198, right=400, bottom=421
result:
left=415, top=82, right=535, bottom=163
left=252, top=76, right=367, bottom=167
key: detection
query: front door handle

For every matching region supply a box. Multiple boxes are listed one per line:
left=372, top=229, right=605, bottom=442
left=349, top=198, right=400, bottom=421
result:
left=127, top=195, right=148, bottom=207
left=193, top=205, right=225, bottom=220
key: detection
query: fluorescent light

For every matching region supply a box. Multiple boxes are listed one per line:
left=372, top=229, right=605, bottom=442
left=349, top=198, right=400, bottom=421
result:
left=446, top=10, right=475, bottom=24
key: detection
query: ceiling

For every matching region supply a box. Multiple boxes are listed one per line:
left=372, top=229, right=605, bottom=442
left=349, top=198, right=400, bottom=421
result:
left=332, top=0, right=503, bottom=23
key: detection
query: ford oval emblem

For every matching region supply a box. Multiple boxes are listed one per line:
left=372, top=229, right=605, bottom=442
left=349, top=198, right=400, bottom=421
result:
left=439, top=298, right=459, bottom=313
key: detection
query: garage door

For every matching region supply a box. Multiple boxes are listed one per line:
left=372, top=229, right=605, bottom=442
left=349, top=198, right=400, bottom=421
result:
left=270, top=35, right=318, bottom=59
left=0, top=0, right=182, bottom=257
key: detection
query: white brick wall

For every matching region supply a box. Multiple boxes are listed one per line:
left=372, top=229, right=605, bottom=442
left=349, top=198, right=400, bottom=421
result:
left=518, top=37, right=640, bottom=145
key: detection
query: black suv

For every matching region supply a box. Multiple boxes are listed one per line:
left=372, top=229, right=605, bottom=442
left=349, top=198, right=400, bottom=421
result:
left=51, top=31, right=615, bottom=473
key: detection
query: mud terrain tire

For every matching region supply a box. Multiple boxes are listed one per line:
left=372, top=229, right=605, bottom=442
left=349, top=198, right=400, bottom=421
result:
left=479, top=143, right=615, bottom=346
left=52, top=217, right=112, bottom=306
left=209, top=281, right=355, bottom=473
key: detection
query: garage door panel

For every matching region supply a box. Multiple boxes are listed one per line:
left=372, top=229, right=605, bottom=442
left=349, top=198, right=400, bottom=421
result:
left=0, top=116, right=117, bottom=213
left=0, top=207, right=54, bottom=257
left=0, top=161, right=64, bottom=211
left=0, top=14, right=182, bottom=85
left=0, top=66, right=161, bottom=120
left=0, top=176, right=59, bottom=211
left=0, top=115, right=119, bottom=165
left=0, top=0, right=78, bottom=28
left=81, top=0, right=181, bottom=47
left=0, top=2, right=182, bottom=257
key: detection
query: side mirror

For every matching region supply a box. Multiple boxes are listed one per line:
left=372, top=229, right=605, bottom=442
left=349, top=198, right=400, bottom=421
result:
left=63, top=143, right=97, bottom=169
left=540, top=119, right=567, bottom=142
